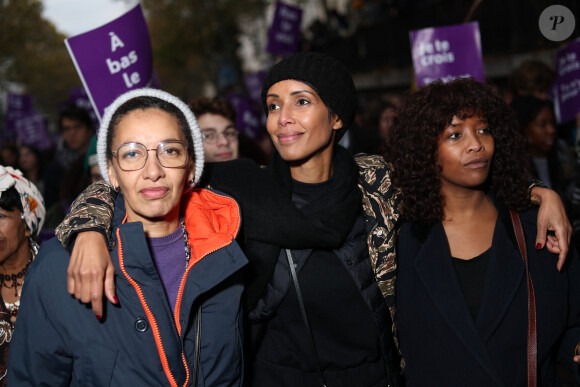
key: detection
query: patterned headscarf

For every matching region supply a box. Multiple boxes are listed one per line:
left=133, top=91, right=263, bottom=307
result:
left=0, top=166, right=46, bottom=238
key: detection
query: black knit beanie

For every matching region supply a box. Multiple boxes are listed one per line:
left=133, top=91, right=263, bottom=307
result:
left=261, top=52, right=357, bottom=141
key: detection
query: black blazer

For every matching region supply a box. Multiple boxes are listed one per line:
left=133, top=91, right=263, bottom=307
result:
left=396, top=207, right=580, bottom=386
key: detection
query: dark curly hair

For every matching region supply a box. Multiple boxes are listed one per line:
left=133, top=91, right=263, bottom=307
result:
left=388, top=78, right=530, bottom=224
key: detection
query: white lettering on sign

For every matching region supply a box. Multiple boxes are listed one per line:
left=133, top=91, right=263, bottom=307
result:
left=279, top=7, right=299, bottom=21
left=105, top=32, right=141, bottom=89
left=109, top=32, right=125, bottom=52
left=558, top=51, right=579, bottom=77
left=417, top=39, right=455, bottom=67
left=560, top=79, right=580, bottom=103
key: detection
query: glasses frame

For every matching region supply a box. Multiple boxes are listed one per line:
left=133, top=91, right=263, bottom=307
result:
left=111, top=140, right=189, bottom=172
left=201, top=128, right=240, bottom=144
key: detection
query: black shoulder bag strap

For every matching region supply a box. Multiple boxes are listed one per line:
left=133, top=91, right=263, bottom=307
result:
left=285, top=249, right=327, bottom=387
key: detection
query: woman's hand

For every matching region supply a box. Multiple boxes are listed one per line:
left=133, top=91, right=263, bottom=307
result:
left=531, top=186, right=572, bottom=271
left=66, top=231, right=117, bottom=319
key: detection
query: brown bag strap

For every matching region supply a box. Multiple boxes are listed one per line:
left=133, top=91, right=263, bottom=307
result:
left=509, top=210, right=537, bottom=387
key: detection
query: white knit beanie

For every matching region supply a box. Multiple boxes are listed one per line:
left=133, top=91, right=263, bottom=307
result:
left=97, top=88, right=204, bottom=187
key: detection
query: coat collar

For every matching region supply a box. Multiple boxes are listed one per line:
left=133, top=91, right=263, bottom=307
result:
left=412, top=213, right=525, bottom=385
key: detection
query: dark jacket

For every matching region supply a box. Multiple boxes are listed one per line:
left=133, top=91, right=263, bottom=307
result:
left=396, top=207, right=580, bottom=386
left=8, top=188, right=248, bottom=386
left=247, top=153, right=402, bottom=387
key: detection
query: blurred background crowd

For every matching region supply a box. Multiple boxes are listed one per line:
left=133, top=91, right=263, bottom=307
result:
left=1, top=0, right=580, bottom=245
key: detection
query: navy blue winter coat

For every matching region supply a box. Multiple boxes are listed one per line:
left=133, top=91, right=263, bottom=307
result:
left=8, top=189, right=248, bottom=386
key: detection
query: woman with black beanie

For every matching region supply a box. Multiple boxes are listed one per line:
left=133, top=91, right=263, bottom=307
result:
left=55, top=52, right=571, bottom=387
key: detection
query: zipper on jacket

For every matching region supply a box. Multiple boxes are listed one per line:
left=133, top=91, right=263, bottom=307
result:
left=116, top=228, right=190, bottom=387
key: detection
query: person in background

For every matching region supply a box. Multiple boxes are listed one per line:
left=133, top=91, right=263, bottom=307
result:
left=18, top=145, right=45, bottom=195
left=0, top=166, right=45, bottom=387
left=392, top=78, right=580, bottom=386
left=510, top=59, right=555, bottom=102
left=364, top=100, right=399, bottom=149
left=0, top=145, right=19, bottom=170
left=189, top=97, right=240, bottom=163
left=43, top=104, right=95, bottom=208
left=511, top=95, right=573, bottom=206
left=84, top=136, right=103, bottom=183
left=8, top=89, right=247, bottom=386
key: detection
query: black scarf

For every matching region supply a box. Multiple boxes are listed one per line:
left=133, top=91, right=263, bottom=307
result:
left=205, top=146, right=362, bottom=309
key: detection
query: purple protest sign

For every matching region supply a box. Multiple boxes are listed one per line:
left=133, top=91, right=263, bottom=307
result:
left=267, top=1, right=303, bottom=56
left=244, top=71, right=267, bottom=103
left=15, top=112, right=53, bottom=150
left=553, top=38, right=580, bottom=124
left=410, top=22, right=484, bottom=88
left=3, top=94, right=34, bottom=144
left=7, top=94, right=34, bottom=113
left=64, top=3, right=153, bottom=121
left=227, top=93, right=261, bottom=140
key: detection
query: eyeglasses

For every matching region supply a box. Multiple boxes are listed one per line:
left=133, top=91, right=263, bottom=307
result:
left=201, top=128, right=239, bottom=144
left=111, top=141, right=189, bottom=171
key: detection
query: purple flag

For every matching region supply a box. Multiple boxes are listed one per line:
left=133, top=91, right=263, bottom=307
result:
left=267, top=1, right=303, bottom=56
left=244, top=71, right=267, bottom=103
left=15, top=112, right=52, bottom=150
left=227, top=93, right=261, bottom=140
left=64, top=3, right=153, bottom=121
left=410, top=22, right=484, bottom=88
left=553, top=38, right=580, bottom=124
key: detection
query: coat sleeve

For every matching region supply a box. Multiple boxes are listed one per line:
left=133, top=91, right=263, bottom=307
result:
left=7, top=242, right=73, bottom=386
left=55, top=181, right=117, bottom=248
left=556, top=245, right=580, bottom=381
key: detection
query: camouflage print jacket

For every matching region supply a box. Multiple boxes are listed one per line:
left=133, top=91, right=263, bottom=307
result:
left=354, top=154, right=401, bottom=322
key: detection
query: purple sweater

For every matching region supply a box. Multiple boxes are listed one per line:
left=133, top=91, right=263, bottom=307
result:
left=147, top=227, right=187, bottom=311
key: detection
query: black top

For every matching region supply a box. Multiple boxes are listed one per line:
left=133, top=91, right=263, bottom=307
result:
left=256, top=178, right=379, bottom=375
left=451, top=248, right=491, bottom=320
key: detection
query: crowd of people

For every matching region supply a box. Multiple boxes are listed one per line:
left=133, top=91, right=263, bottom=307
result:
left=0, top=50, right=579, bottom=386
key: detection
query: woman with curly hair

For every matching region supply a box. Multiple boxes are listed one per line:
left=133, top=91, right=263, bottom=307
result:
left=391, top=78, right=580, bottom=385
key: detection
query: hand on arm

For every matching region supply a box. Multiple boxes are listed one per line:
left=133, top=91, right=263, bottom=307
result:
left=55, top=181, right=118, bottom=318
left=531, top=186, right=572, bottom=271
left=67, top=231, right=117, bottom=319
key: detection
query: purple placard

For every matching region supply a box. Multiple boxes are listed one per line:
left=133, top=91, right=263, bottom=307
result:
left=267, top=1, right=303, bottom=56
left=7, top=94, right=33, bottom=113
left=410, top=22, right=484, bottom=88
left=227, top=93, right=261, bottom=140
left=64, top=3, right=153, bottom=121
left=15, top=112, right=52, bottom=150
left=4, top=94, right=34, bottom=144
left=244, top=70, right=267, bottom=103
left=553, top=38, right=580, bottom=124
